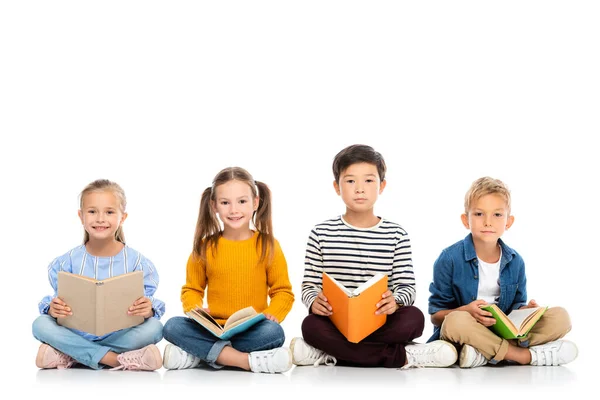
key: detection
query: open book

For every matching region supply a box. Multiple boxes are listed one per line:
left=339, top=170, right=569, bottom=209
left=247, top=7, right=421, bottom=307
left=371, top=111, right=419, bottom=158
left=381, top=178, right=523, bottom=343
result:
left=186, top=306, right=266, bottom=340
left=57, top=271, right=144, bottom=336
left=481, top=304, right=548, bottom=339
left=322, top=272, right=388, bottom=343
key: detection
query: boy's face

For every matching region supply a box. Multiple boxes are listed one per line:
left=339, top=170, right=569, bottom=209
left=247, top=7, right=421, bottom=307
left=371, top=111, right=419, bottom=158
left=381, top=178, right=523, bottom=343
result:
left=461, top=193, right=514, bottom=245
left=334, top=162, right=386, bottom=214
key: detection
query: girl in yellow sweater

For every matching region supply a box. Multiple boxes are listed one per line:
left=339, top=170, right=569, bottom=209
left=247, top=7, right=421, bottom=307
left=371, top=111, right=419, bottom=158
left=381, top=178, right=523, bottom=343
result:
left=162, top=167, right=295, bottom=373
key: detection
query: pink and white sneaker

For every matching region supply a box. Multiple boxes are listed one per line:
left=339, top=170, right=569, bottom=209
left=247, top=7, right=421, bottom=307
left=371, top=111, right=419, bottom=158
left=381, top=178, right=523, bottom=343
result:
left=112, top=344, right=162, bottom=371
left=36, top=344, right=76, bottom=369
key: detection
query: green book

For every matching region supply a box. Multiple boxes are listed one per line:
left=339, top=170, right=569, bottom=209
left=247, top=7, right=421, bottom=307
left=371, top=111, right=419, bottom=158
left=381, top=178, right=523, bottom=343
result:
left=481, top=304, right=548, bottom=340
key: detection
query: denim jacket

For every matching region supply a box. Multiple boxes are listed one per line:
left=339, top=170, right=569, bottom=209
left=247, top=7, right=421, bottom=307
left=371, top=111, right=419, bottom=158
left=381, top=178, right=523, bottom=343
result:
left=427, top=233, right=527, bottom=342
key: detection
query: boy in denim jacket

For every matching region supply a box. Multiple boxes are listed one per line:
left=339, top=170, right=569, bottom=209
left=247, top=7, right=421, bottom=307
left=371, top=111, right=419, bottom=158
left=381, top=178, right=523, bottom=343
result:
left=428, top=177, right=577, bottom=368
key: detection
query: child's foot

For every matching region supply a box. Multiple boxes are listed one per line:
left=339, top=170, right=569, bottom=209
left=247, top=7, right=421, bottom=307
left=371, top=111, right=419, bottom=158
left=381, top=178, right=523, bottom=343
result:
left=403, top=340, right=457, bottom=369
left=112, top=344, right=162, bottom=371
left=248, top=347, right=292, bottom=373
left=163, top=344, right=202, bottom=370
left=36, top=344, right=76, bottom=369
left=290, top=337, right=337, bottom=367
left=529, top=340, right=578, bottom=366
left=459, top=344, right=488, bottom=368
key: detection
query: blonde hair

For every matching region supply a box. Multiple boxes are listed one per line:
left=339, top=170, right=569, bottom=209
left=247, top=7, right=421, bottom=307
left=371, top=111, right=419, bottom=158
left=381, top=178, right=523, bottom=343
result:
left=193, top=167, right=274, bottom=264
left=464, top=177, right=511, bottom=214
left=79, top=179, right=127, bottom=244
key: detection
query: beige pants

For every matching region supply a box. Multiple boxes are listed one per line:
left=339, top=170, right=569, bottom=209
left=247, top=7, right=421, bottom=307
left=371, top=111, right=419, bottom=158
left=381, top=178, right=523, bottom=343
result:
left=440, top=307, right=571, bottom=363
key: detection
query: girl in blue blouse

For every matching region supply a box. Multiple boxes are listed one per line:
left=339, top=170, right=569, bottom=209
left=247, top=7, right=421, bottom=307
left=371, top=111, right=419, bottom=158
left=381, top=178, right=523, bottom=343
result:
left=33, top=179, right=165, bottom=371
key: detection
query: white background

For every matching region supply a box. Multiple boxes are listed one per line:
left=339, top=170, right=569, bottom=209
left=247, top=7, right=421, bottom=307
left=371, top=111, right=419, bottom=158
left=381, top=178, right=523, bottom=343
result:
left=1, top=1, right=598, bottom=398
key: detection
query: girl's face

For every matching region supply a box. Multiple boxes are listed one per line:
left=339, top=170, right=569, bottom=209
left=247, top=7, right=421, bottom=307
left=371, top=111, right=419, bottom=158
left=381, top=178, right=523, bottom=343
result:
left=212, top=180, right=258, bottom=234
left=78, top=191, right=127, bottom=242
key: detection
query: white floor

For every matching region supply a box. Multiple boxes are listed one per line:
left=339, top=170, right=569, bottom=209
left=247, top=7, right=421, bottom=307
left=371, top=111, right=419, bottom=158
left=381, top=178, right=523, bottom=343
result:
left=23, top=339, right=591, bottom=400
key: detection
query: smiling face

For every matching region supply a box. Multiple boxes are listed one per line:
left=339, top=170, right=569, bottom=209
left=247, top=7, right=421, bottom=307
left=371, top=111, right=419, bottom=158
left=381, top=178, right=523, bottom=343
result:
left=461, top=193, right=514, bottom=245
left=212, top=180, right=259, bottom=236
left=334, top=162, right=386, bottom=215
left=78, top=190, right=127, bottom=242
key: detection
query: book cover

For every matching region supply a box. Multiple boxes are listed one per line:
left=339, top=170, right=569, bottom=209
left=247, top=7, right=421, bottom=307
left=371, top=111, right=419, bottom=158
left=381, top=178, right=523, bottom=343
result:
left=57, top=271, right=144, bottom=336
left=481, top=304, right=548, bottom=339
left=186, top=306, right=266, bottom=340
left=322, top=272, right=388, bottom=343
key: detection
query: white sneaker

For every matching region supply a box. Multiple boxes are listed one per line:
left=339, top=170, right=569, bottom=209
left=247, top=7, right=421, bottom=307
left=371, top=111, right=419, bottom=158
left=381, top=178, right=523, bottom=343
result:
left=403, top=340, right=457, bottom=369
left=459, top=344, right=488, bottom=368
left=163, top=344, right=202, bottom=370
left=529, top=340, right=578, bottom=366
left=248, top=347, right=292, bottom=373
left=290, top=337, right=337, bottom=367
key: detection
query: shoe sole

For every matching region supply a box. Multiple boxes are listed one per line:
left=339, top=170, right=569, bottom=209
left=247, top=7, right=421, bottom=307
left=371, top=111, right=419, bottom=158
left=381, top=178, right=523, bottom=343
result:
left=35, top=344, right=50, bottom=369
left=438, top=341, right=458, bottom=367
left=458, top=345, right=471, bottom=368
left=283, top=347, right=293, bottom=372
left=145, top=344, right=163, bottom=371
left=289, top=338, right=301, bottom=366
left=163, top=344, right=175, bottom=369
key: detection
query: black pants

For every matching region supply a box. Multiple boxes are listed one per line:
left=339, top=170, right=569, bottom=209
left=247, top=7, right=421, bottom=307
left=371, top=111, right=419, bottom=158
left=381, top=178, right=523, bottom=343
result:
left=301, top=305, right=425, bottom=368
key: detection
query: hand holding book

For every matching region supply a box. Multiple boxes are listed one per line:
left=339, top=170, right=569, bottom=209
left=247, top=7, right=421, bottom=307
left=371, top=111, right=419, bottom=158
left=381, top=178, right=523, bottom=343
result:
left=375, top=290, right=397, bottom=315
left=519, top=299, right=539, bottom=309
left=49, top=297, right=72, bottom=318
left=128, top=296, right=153, bottom=318
left=311, top=292, right=333, bottom=316
left=464, top=299, right=496, bottom=327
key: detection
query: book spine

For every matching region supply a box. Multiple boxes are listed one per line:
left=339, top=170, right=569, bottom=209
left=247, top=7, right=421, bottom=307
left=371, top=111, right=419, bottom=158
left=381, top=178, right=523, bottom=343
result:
left=96, top=281, right=104, bottom=336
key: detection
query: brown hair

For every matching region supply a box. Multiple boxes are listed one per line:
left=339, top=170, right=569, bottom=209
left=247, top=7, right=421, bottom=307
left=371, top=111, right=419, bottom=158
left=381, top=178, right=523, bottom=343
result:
left=193, top=167, right=274, bottom=263
left=332, top=144, right=386, bottom=183
left=464, top=177, right=512, bottom=214
left=79, top=179, right=126, bottom=244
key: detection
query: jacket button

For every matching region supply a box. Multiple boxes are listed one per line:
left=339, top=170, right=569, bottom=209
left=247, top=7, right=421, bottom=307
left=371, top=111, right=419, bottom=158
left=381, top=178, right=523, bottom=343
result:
left=474, top=275, right=478, bottom=279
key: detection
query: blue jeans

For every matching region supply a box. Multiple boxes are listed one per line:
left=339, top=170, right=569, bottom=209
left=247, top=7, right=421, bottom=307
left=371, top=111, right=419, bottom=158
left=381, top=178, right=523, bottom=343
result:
left=163, top=316, right=285, bottom=369
left=32, top=315, right=163, bottom=369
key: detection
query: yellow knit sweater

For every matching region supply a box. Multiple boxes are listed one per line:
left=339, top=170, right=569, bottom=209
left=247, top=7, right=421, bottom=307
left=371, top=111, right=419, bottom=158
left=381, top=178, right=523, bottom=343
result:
left=181, top=231, right=295, bottom=325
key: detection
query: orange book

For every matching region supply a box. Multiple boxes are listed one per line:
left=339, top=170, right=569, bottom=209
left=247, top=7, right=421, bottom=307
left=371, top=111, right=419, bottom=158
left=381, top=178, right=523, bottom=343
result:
left=322, top=272, right=388, bottom=343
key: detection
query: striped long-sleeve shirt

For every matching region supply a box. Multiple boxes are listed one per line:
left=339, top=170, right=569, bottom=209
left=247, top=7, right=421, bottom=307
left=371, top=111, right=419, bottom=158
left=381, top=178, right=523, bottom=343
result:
left=301, top=216, right=416, bottom=309
left=38, top=244, right=165, bottom=340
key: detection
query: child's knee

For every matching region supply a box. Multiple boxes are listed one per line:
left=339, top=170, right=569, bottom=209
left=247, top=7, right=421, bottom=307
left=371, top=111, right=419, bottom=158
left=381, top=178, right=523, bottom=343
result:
left=440, top=311, right=471, bottom=340
left=261, top=320, right=285, bottom=346
left=32, top=315, right=55, bottom=341
left=162, top=317, right=187, bottom=342
left=548, top=306, right=572, bottom=334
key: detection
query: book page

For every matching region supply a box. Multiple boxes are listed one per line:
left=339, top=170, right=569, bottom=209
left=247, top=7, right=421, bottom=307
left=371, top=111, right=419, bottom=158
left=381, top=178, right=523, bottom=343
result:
left=188, top=308, right=224, bottom=336
left=352, top=273, right=386, bottom=296
left=224, top=307, right=258, bottom=330
left=323, top=272, right=352, bottom=296
left=507, top=307, right=542, bottom=331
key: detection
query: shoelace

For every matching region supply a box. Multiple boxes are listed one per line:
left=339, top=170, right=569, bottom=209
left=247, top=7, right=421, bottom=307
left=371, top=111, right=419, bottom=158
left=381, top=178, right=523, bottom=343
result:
left=56, top=353, right=75, bottom=370
left=313, top=354, right=337, bottom=367
left=303, top=345, right=337, bottom=367
left=110, top=350, right=145, bottom=371
left=403, top=346, right=441, bottom=368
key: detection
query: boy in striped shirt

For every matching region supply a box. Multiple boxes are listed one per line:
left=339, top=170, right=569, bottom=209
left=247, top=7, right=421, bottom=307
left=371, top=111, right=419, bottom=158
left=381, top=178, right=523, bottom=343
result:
left=290, top=144, right=457, bottom=369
